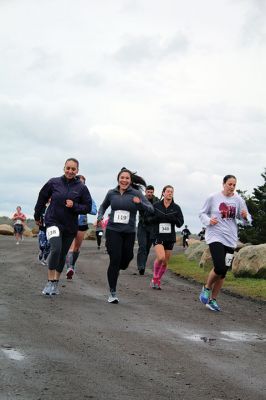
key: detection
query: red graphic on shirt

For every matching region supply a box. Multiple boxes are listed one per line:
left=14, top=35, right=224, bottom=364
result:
left=219, top=202, right=236, bottom=219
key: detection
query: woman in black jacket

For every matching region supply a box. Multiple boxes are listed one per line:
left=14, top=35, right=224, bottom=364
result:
left=34, top=158, right=92, bottom=296
left=150, top=185, right=184, bottom=289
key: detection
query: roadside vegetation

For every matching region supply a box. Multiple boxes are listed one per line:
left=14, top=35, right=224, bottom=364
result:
left=169, top=253, right=266, bottom=302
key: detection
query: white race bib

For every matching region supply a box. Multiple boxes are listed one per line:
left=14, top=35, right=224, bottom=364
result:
left=225, top=253, right=234, bottom=267
left=46, top=226, right=60, bottom=240
left=113, top=210, right=130, bottom=224
left=98, top=231, right=103, bottom=236
left=15, top=219, right=22, bottom=224
left=159, top=223, right=171, bottom=233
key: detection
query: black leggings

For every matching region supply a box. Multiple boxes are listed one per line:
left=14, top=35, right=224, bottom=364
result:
left=105, top=229, right=136, bottom=291
left=209, top=242, right=234, bottom=278
left=48, top=232, right=76, bottom=273
left=96, top=231, right=103, bottom=247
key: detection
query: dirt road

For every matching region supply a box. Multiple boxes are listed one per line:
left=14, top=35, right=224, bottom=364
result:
left=0, top=236, right=265, bottom=400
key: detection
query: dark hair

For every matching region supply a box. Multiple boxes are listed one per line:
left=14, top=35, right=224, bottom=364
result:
left=117, top=167, right=146, bottom=190
left=146, top=185, right=154, bottom=191
left=65, top=158, right=79, bottom=168
left=160, top=185, right=174, bottom=200
left=223, top=175, right=236, bottom=184
left=77, top=174, right=86, bottom=182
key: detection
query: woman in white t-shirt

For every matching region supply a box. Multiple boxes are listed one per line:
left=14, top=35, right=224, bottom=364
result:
left=198, top=175, right=251, bottom=312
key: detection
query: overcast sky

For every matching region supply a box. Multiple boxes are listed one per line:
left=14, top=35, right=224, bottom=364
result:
left=0, top=0, right=265, bottom=232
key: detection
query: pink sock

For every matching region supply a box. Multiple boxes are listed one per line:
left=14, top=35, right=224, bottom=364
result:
left=153, top=260, right=162, bottom=280
left=158, top=264, right=167, bottom=280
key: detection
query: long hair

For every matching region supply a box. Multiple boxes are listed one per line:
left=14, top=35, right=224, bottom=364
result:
left=160, top=185, right=174, bottom=200
left=117, top=167, right=146, bottom=191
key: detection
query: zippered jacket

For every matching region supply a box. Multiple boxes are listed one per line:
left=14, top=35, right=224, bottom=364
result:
left=151, top=200, right=184, bottom=242
left=34, top=176, right=92, bottom=234
left=98, top=186, right=154, bottom=233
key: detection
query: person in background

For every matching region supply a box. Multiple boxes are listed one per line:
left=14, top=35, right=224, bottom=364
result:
left=34, top=158, right=92, bottom=296
left=65, top=174, right=97, bottom=279
left=12, top=206, right=26, bottom=245
left=181, top=225, right=191, bottom=248
left=95, top=220, right=104, bottom=250
left=150, top=185, right=184, bottom=290
left=136, top=185, right=159, bottom=275
left=38, top=199, right=51, bottom=265
left=199, top=174, right=251, bottom=312
left=198, top=227, right=206, bottom=241
left=97, top=167, right=154, bottom=304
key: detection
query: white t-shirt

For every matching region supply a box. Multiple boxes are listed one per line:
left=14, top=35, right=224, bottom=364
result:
left=199, top=192, right=250, bottom=248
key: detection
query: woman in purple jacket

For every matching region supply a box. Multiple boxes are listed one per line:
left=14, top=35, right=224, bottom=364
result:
left=34, top=158, right=92, bottom=296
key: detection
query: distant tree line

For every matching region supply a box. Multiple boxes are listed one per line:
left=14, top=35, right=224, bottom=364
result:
left=238, top=169, right=266, bottom=244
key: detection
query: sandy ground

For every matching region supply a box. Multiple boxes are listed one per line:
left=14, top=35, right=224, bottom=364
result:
left=0, top=235, right=265, bottom=400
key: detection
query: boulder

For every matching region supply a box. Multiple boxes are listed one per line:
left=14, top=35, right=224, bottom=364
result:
left=176, top=236, right=183, bottom=246
left=232, top=244, right=266, bottom=278
left=0, top=224, right=14, bottom=236
left=187, top=238, right=201, bottom=246
left=199, top=247, right=214, bottom=271
left=187, top=242, right=208, bottom=262
left=23, top=225, right=33, bottom=238
left=184, top=241, right=202, bottom=258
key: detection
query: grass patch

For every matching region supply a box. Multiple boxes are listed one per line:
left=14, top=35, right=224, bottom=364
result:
left=168, top=253, right=266, bottom=302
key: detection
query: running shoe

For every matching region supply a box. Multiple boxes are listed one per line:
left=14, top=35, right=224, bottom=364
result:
left=199, top=286, right=210, bottom=304
left=138, top=267, right=145, bottom=276
left=42, top=281, right=53, bottom=295
left=38, top=252, right=43, bottom=262
left=66, top=267, right=74, bottom=280
left=41, top=259, right=47, bottom=266
left=150, top=278, right=161, bottom=290
left=108, top=292, right=119, bottom=304
left=206, top=299, right=221, bottom=312
left=51, top=281, right=60, bottom=295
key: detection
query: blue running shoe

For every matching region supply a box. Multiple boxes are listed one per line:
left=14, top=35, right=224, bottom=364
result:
left=199, top=286, right=210, bottom=304
left=206, top=299, right=221, bottom=311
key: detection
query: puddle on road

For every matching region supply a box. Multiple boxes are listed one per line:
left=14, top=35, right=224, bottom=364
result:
left=182, top=331, right=266, bottom=343
left=2, top=346, right=25, bottom=361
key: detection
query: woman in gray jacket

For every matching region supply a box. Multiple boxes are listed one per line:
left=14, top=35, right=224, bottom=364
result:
left=97, top=167, right=154, bottom=303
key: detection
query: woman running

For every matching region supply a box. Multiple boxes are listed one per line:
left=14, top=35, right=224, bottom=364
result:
left=97, top=167, right=154, bottom=303
left=150, top=185, right=184, bottom=290
left=66, top=174, right=97, bottom=279
left=12, top=206, right=26, bottom=245
left=34, top=158, right=92, bottom=296
left=199, top=174, right=251, bottom=311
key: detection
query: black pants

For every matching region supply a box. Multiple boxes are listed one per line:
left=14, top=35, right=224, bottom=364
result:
left=105, top=229, right=136, bottom=292
left=183, top=236, right=189, bottom=247
left=96, top=230, right=103, bottom=247
left=137, top=224, right=152, bottom=270
left=209, top=241, right=234, bottom=278
left=48, top=231, right=76, bottom=273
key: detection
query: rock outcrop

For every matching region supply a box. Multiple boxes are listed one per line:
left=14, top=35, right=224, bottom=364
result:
left=232, top=244, right=266, bottom=278
left=0, top=224, right=14, bottom=236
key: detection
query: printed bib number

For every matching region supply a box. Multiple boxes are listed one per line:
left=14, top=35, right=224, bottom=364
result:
left=15, top=219, right=22, bottom=224
left=46, top=226, right=60, bottom=240
left=159, top=223, right=171, bottom=233
left=225, top=253, right=234, bottom=267
left=114, top=210, right=130, bottom=224
left=98, top=231, right=103, bottom=236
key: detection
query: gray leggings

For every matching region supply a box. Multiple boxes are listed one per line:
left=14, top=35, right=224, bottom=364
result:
left=48, top=232, right=76, bottom=273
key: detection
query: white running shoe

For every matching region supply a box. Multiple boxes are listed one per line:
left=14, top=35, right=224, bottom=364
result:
left=108, top=292, right=119, bottom=304
left=42, top=281, right=53, bottom=295
left=66, top=267, right=74, bottom=280
left=51, top=281, right=60, bottom=295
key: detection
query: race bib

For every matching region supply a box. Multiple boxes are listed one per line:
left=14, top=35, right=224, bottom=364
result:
left=98, top=231, right=103, bottom=236
left=113, top=210, right=130, bottom=224
left=225, top=253, right=234, bottom=267
left=159, top=223, right=171, bottom=233
left=46, top=226, right=60, bottom=240
left=15, top=219, right=22, bottom=224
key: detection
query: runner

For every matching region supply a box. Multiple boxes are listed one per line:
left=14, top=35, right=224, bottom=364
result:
left=95, top=220, right=104, bottom=250
left=34, top=158, right=92, bottom=296
left=66, top=174, right=97, bottom=279
left=136, top=185, right=159, bottom=275
left=97, top=167, right=154, bottom=304
left=198, top=227, right=206, bottom=241
left=199, top=174, right=251, bottom=311
left=150, top=185, right=184, bottom=290
left=181, top=225, right=191, bottom=248
left=12, top=206, right=26, bottom=244
left=37, top=199, right=51, bottom=265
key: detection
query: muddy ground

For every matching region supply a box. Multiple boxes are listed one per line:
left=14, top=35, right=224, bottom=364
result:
left=0, top=236, right=265, bottom=400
